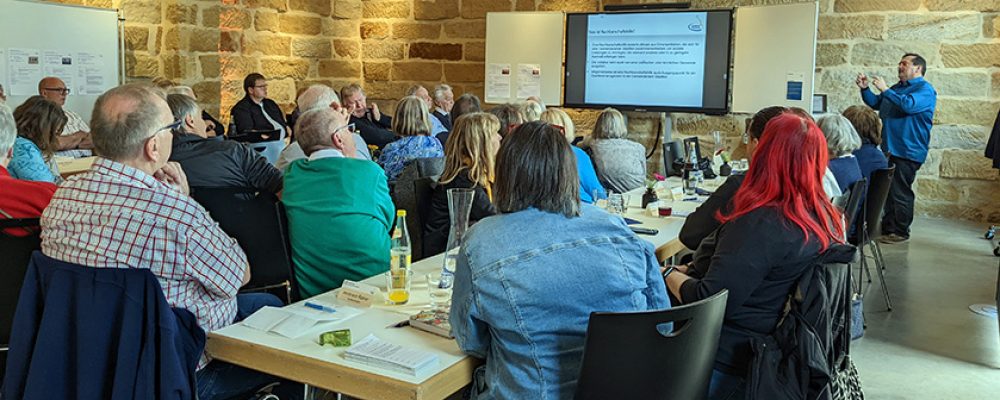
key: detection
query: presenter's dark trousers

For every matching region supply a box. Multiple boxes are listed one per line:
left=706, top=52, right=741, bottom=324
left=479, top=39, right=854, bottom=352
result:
left=881, top=156, right=921, bottom=239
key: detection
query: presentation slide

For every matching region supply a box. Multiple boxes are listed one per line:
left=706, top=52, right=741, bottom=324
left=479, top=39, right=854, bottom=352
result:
left=564, top=10, right=732, bottom=113
left=584, top=12, right=707, bottom=107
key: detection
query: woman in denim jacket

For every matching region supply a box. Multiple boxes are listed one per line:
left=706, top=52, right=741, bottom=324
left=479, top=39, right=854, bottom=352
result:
left=451, top=121, right=671, bottom=400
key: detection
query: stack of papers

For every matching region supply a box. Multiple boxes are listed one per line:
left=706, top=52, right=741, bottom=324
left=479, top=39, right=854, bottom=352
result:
left=343, top=334, right=439, bottom=376
left=242, top=303, right=361, bottom=338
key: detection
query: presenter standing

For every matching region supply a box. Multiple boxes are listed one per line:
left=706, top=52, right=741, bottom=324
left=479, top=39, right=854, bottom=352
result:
left=856, top=53, right=936, bottom=244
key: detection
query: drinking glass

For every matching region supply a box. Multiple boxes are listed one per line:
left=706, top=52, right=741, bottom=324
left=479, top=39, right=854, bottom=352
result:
left=384, top=269, right=411, bottom=305
left=426, top=271, right=454, bottom=309
left=607, top=193, right=624, bottom=215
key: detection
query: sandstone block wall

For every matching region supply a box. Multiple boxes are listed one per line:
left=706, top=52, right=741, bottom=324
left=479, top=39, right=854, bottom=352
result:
left=46, top=0, right=1000, bottom=223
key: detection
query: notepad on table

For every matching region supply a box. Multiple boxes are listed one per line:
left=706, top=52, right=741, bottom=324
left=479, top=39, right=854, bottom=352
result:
left=343, top=334, right=439, bottom=376
left=242, top=303, right=361, bottom=338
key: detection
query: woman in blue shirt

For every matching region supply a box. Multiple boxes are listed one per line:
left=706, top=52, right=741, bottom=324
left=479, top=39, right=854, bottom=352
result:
left=10, top=96, right=65, bottom=183
left=818, top=114, right=862, bottom=193
left=539, top=108, right=607, bottom=203
left=451, top=121, right=670, bottom=400
left=377, top=95, right=444, bottom=181
left=843, top=105, right=889, bottom=180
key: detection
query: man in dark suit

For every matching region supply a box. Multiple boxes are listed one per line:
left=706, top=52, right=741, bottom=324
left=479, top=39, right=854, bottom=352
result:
left=431, top=84, right=454, bottom=131
left=229, top=73, right=288, bottom=141
left=341, top=83, right=396, bottom=151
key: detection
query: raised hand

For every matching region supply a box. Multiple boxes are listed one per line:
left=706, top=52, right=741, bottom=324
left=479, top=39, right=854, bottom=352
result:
left=855, top=73, right=869, bottom=89
left=871, top=76, right=888, bottom=92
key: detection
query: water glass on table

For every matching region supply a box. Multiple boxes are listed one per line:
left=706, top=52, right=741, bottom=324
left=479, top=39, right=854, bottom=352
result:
left=426, top=271, right=454, bottom=309
left=384, top=268, right=411, bottom=305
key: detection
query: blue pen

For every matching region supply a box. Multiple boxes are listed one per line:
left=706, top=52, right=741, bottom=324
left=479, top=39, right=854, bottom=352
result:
left=304, top=302, right=337, bottom=313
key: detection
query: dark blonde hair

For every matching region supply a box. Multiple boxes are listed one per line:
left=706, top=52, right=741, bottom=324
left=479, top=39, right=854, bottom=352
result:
left=13, top=95, right=66, bottom=157
left=392, top=95, right=432, bottom=137
left=842, top=105, right=881, bottom=146
left=494, top=121, right=580, bottom=217
left=440, top=112, right=500, bottom=191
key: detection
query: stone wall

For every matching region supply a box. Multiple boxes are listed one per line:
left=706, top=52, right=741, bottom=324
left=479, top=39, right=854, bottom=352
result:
left=45, top=0, right=1000, bottom=222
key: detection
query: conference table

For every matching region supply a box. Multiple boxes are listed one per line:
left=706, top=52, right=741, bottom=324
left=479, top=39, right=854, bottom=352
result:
left=205, top=178, right=723, bottom=399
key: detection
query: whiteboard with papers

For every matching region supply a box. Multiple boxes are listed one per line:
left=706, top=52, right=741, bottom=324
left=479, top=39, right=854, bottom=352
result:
left=0, top=0, right=121, bottom=119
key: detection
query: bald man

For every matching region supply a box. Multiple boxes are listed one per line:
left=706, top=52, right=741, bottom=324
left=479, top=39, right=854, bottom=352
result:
left=38, top=77, right=92, bottom=151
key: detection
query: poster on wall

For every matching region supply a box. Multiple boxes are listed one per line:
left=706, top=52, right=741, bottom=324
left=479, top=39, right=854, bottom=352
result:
left=486, top=63, right=511, bottom=102
left=43, top=50, right=76, bottom=93
left=7, top=48, right=41, bottom=96
left=516, top=63, right=541, bottom=99
left=77, top=52, right=108, bottom=95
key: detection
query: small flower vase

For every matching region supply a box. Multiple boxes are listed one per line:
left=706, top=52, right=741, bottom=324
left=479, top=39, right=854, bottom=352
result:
left=719, top=161, right=732, bottom=177
left=641, top=188, right=658, bottom=209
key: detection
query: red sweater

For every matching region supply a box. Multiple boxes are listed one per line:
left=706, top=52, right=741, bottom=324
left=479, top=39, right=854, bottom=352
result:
left=0, top=165, right=56, bottom=236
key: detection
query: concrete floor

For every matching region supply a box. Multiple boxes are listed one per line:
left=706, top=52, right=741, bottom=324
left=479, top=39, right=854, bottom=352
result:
left=852, top=217, right=1000, bottom=399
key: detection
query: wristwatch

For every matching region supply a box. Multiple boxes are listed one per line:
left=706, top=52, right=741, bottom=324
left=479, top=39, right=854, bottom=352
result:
left=662, top=266, right=676, bottom=280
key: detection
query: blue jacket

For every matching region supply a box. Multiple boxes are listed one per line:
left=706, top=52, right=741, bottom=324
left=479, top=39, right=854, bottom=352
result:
left=861, top=77, right=936, bottom=163
left=451, top=205, right=670, bottom=399
left=3, top=252, right=205, bottom=400
left=574, top=147, right=606, bottom=204
left=828, top=156, right=863, bottom=194
left=852, top=143, right=889, bottom=181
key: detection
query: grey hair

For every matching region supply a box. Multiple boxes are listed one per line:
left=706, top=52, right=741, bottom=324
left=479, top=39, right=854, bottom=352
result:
left=297, top=85, right=340, bottom=112
left=90, top=84, right=166, bottom=160
left=818, top=114, right=862, bottom=157
left=295, top=107, right=339, bottom=155
left=405, top=84, right=426, bottom=96
left=166, top=94, right=200, bottom=135
left=0, top=104, right=16, bottom=158
left=166, top=85, right=195, bottom=98
left=519, top=100, right=545, bottom=122
left=593, top=107, right=628, bottom=139
left=432, top=84, right=452, bottom=102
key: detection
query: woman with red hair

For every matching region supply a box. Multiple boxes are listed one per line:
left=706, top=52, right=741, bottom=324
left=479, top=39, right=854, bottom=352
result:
left=662, top=112, right=845, bottom=399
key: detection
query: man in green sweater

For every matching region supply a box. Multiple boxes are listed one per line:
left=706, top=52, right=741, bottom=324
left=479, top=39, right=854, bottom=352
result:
left=283, top=106, right=395, bottom=298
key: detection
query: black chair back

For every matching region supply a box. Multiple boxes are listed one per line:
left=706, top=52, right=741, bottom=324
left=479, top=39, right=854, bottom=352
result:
left=190, top=187, right=293, bottom=303
left=574, top=290, right=729, bottom=400
left=842, top=178, right=868, bottom=231
left=391, top=158, right=444, bottom=261
left=227, top=129, right=281, bottom=143
left=275, top=201, right=302, bottom=303
left=0, top=219, right=42, bottom=379
left=862, top=166, right=896, bottom=241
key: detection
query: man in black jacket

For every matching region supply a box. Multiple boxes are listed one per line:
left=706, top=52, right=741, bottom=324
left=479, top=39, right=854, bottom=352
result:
left=341, top=83, right=396, bottom=151
left=229, top=73, right=288, bottom=140
left=431, top=84, right=454, bottom=131
left=167, top=94, right=282, bottom=195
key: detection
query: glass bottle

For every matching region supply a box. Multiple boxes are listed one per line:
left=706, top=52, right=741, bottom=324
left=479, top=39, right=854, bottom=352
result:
left=440, top=188, right=475, bottom=287
left=389, top=210, right=411, bottom=304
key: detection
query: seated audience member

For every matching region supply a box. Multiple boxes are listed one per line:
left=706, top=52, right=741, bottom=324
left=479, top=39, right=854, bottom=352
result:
left=166, top=94, right=282, bottom=195
left=10, top=96, right=65, bottom=183
left=818, top=114, right=863, bottom=193
left=843, top=105, right=888, bottom=180
left=662, top=113, right=844, bottom=400
left=589, top=107, right=646, bottom=193
left=424, top=112, right=500, bottom=255
left=166, top=85, right=224, bottom=137
left=283, top=107, right=394, bottom=298
left=342, top=83, right=395, bottom=150
left=489, top=103, right=524, bottom=139
left=40, top=84, right=288, bottom=400
left=406, top=84, right=448, bottom=136
left=451, top=121, right=670, bottom=399
left=436, top=93, right=482, bottom=145
left=679, top=106, right=788, bottom=250
left=519, top=99, right=544, bottom=122
left=539, top=108, right=606, bottom=203
left=431, top=84, right=455, bottom=131
left=229, top=73, right=287, bottom=140
left=378, top=96, right=445, bottom=181
left=0, top=105, right=56, bottom=236
left=38, top=77, right=91, bottom=151
left=277, top=85, right=371, bottom=170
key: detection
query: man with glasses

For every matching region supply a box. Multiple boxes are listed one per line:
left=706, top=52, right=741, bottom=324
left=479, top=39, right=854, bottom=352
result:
left=38, top=76, right=92, bottom=151
left=276, top=84, right=372, bottom=171
left=341, top=83, right=396, bottom=151
left=229, top=73, right=288, bottom=138
left=41, top=84, right=290, bottom=399
left=282, top=105, right=394, bottom=298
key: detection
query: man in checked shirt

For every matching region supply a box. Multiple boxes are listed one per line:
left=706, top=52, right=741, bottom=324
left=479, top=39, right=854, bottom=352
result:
left=41, top=84, right=297, bottom=400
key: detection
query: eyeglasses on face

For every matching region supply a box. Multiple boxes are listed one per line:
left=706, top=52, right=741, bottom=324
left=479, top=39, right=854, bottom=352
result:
left=332, top=122, right=356, bottom=135
left=43, top=87, right=71, bottom=95
left=158, top=119, right=184, bottom=134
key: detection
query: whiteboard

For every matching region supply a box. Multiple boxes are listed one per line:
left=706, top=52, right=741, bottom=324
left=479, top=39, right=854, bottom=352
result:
left=485, top=12, right=564, bottom=106
left=0, top=0, right=121, bottom=120
left=731, top=2, right=818, bottom=114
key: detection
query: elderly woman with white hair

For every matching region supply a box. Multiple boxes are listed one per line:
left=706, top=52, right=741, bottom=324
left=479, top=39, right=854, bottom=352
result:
left=818, top=113, right=863, bottom=193
left=588, top=107, right=647, bottom=193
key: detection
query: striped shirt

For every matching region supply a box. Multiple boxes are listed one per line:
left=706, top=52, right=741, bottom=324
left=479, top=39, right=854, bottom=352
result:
left=41, top=158, right=247, bottom=368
